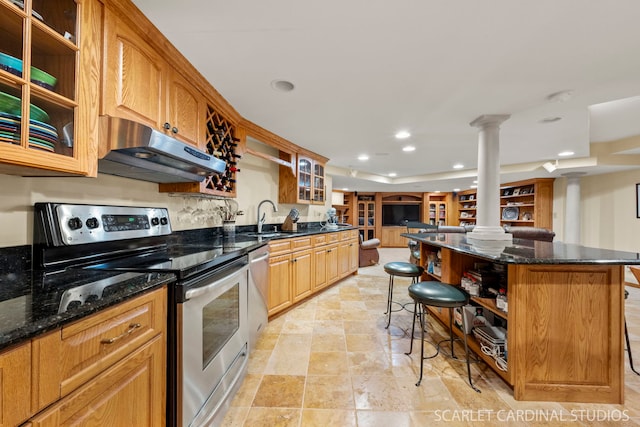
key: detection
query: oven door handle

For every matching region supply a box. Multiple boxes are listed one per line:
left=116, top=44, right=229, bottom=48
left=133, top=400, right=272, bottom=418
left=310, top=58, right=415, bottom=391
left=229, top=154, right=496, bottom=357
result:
left=184, top=262, right=247, bottom=300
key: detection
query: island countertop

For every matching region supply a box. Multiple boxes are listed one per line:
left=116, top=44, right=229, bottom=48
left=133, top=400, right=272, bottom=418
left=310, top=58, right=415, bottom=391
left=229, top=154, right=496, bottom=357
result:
left=402, top=232, right=640, bottom=265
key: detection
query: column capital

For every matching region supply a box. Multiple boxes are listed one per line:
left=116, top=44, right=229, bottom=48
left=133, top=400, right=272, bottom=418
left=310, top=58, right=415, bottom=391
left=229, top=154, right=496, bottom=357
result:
left=469, top=114, right=511, bottom=129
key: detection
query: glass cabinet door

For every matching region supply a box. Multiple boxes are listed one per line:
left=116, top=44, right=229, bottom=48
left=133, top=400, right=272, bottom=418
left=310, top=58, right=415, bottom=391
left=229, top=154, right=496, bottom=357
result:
left=0, top=0, right=85, bottom=174
left=313, top=162, right=324, bottom=203
left=367, top=202, right=375, bottom=227
left=298, top=158, right=312, bottom=201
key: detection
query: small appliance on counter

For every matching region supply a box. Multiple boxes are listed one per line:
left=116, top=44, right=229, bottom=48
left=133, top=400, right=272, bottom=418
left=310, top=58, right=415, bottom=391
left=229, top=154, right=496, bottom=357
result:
left=324, top=207, right=339, bottom=229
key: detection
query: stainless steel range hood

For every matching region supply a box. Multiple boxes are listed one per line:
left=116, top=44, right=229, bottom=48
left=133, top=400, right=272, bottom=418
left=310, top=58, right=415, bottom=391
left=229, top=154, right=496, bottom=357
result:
left=98, top=116, right=226, bottom=183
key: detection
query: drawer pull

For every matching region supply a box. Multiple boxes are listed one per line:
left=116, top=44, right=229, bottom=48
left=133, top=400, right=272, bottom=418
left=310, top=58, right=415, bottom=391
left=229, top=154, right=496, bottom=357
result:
left=101, top=323, right=142, bottom=344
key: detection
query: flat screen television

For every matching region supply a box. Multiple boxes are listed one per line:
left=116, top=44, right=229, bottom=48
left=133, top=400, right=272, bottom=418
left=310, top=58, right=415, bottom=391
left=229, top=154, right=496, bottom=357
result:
left=382, top=204, right=420, bottom=226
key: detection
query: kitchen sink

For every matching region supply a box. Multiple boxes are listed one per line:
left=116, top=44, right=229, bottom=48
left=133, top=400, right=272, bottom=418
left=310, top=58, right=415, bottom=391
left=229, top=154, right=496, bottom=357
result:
left=243, top=232, right=283, bottom=238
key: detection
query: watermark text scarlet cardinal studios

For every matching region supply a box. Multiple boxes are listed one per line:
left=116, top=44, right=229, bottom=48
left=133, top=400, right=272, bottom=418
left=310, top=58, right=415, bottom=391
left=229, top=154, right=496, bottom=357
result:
left=433, top=409, right=630, bottom=423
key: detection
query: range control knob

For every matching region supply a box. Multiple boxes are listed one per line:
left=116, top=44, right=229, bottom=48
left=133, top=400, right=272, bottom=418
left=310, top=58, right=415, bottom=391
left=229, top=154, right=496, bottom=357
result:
left=160, top=217, right=168, bottom=225
left=151, top=217, right=160, bottom=226
left=68, top=217, right=83, bottom=230
left=86, top=217, right=99, bottom=229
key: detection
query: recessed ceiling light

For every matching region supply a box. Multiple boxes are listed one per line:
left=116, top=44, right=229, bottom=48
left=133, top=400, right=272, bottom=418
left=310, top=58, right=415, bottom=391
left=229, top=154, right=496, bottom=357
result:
left=453, top=163, right=464, bottom=169
left=453, top=188, right=461, bottom=192
left=546, top=90, right=573, bottom=103
left=402, top=145, right=416, bottom=152
left=473, top=180, right=478, bottom=184
left=342, top=187, right=349, bottom=191
left=388, top=172, right=397, bottom=177
left=358, top=154, right=369, bottom=161
left=558, top=150, right=574, bottom=157
left=470, top=184, right=477, bottom=189
left=395, top=130, right=411, bottom=139
left=539, top=116, right=562, bottom=123
left=434, top=190, right=441, bottom=193
left=270, top=79, right=295, bottom=92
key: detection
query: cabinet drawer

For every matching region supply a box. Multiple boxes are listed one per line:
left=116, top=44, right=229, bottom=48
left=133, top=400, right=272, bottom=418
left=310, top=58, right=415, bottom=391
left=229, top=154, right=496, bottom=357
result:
left=269, top=240, right=292, bottom=255
left=36, top=287, right=167, bottom=402
left=291, top=237, right=312, bottom=251
left=327, top=232, right=339, bottom=243
left=312, top=235, right=327, bottom=246
left=340, top=231, right=352, bottom=241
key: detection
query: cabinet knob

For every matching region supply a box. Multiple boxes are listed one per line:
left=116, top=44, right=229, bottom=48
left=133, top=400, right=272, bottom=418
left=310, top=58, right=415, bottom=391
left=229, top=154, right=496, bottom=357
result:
left=172, top=127, right=179, bottom=134
left=163, top=122, right=171, bottom=130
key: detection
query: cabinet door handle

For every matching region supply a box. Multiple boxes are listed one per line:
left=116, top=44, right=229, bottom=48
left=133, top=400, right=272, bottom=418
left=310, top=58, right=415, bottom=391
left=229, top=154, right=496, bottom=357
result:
left=327, top=249, right=332, bottom=253
left=101, top=323, right=142, bottom=344
left=163, top=122, right=171, bottom=130
left=172, top=127, right=179, bottom=134
left=293, top=258, right=297, bottom=263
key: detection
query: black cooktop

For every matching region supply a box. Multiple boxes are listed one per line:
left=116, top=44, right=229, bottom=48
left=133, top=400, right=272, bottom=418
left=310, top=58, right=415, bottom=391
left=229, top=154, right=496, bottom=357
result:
left=83, top=238, right=258, bottom=280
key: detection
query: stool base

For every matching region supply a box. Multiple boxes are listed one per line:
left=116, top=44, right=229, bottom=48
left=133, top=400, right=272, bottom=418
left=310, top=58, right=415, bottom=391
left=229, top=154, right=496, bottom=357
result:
left=405, top=302, right=480, bottom=392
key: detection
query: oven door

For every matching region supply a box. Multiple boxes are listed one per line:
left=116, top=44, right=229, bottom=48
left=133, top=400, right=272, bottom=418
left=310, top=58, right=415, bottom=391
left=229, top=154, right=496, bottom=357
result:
left=179, top=255, right=248, bottom=427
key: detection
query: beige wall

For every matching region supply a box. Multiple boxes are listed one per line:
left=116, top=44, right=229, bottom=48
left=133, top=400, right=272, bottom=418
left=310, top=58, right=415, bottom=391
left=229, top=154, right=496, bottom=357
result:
left=0, top=139, right=331, bottom=247
left=553, top=169, right=640, bottom=252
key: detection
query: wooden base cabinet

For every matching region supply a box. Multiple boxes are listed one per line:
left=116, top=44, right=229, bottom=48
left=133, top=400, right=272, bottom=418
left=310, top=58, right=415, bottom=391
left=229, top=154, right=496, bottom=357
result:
left=28, top=335, right=166, bottom=426
left=0, top=286, right=167, bottom=426
left=0, top=343, right=31, bottom=427
left=268, top=230, right=358, bottom=317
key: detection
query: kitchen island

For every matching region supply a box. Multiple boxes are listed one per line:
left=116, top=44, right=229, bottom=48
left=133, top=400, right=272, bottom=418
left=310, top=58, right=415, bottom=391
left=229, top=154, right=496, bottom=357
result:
left=403, top=232, right=640, bottom=404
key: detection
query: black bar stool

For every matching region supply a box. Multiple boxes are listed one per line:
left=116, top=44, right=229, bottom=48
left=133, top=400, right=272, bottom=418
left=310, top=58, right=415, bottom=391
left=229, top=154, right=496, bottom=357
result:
left=405, top=281, right=480, bottom=392
left=625, top=289, right=640, bottom=375
left=383, top=262, right=424, bottom=329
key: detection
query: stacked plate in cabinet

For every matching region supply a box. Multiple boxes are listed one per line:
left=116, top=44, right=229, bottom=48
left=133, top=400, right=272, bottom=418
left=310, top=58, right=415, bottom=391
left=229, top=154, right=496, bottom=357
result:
left=0, top=112, right=58, bottom=152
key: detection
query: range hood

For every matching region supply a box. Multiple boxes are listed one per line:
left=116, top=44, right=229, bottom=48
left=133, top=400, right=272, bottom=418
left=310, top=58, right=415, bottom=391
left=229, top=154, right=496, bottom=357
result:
left=98, top=116, right=226, bottom=183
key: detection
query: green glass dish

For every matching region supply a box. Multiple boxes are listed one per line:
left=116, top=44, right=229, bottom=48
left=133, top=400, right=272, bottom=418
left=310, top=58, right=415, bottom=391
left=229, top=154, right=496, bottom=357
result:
left=0, top=92, right=50, bottom=122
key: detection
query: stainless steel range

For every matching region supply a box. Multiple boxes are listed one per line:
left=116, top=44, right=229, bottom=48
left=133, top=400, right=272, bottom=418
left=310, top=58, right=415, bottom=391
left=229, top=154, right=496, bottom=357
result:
left=34, top=202, right=259, bottom=427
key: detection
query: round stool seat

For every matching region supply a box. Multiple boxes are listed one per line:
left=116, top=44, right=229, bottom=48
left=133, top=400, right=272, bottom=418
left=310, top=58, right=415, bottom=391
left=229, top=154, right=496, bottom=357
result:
left=409, top=281, right=469, bottom=308
left=384, top=261, right=423, bottom=278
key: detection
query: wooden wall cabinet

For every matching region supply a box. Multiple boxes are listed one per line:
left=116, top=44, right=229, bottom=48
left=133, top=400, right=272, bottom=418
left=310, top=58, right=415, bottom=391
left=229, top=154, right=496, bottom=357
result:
left=102, top=8, right=205, bottom=148
left=279, top=154, right=326, bottom=204
left=0, top=0, right=100, bottom=177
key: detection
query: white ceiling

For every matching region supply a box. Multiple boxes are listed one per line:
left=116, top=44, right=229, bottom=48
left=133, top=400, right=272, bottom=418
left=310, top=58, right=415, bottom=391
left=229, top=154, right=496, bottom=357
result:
left=132, top=0, right=640, bottom=192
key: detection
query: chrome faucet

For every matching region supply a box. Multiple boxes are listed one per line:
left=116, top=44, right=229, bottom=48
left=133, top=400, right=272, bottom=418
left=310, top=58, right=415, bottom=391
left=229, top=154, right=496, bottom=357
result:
left=257, top=199, right=278, bottom=234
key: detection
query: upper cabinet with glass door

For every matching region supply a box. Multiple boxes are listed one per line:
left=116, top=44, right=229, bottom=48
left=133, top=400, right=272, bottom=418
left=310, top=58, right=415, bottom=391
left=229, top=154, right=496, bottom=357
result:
left=0, top=0, right=98, bottom=176
left=279, top=153, right=327, bottom=205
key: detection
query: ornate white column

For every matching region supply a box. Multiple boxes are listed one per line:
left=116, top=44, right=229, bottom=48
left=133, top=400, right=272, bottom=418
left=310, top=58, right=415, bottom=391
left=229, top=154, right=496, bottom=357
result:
left=467, top=114, right=512, bottom=242
left=563, top=172, right=584, bottom=244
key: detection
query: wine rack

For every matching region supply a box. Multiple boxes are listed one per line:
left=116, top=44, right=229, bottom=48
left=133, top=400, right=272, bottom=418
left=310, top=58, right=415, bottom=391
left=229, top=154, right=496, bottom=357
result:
left=202, top=104, right=239, bottom=194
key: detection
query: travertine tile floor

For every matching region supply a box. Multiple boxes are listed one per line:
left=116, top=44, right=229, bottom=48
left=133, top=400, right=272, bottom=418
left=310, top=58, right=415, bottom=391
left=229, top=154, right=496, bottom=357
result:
left=223, top=248, right=640, bottom=426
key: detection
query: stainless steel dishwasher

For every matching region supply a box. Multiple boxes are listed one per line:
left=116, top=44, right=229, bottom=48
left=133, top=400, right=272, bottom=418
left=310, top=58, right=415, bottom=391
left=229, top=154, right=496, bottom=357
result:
left=248, top=244, right=269, bottom=351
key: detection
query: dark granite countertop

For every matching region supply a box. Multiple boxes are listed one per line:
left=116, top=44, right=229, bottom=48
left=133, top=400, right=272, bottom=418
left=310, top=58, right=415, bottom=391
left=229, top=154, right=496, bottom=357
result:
left=0, top=224, right=356, bottom=353
left=403, top=232, right=640, bottom=265
left=0, top=264, right=174, bottom=351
